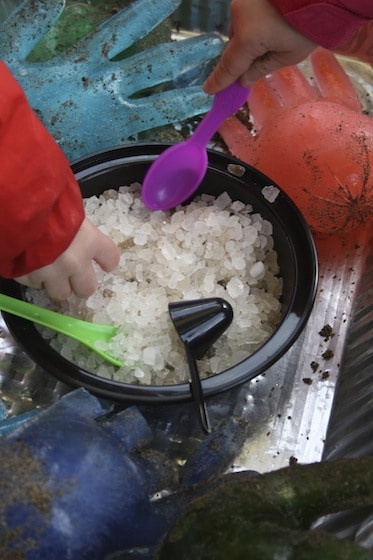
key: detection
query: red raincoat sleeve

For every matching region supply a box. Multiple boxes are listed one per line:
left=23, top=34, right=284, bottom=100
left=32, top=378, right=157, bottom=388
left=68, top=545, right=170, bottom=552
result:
left=270, top=0, right=373, bottom=49
left=0, top=61, right=85, bottom=279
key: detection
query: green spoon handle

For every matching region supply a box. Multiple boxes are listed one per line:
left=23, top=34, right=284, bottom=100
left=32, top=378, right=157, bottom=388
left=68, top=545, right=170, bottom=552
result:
left=0, top=293, right=115, bottom=338
left=0, top=293, right=82, bottom=332
left=0, top=293, right=123, bottom=367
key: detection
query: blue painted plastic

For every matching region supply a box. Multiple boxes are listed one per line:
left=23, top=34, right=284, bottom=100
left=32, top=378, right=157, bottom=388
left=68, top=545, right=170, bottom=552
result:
left=0, top=389, right=174, bottom=558
left=0, top=0, right=224, bottom=160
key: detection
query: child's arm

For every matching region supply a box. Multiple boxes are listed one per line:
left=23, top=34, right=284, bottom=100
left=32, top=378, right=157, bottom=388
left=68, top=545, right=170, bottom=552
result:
left=0, top=62, right=119, bottom=300
left=203, top=0, right=373, bottom=94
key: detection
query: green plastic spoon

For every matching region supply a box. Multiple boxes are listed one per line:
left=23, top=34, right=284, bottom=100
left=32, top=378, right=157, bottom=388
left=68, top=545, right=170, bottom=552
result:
left=0, top=293, right=123, bottom=367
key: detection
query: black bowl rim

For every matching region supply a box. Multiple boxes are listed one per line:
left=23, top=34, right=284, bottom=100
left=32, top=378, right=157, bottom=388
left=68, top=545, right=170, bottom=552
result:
left=0, top=143, right=318, bottom=404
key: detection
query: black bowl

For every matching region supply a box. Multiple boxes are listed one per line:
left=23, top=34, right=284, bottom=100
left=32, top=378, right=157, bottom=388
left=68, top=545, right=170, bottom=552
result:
left=0, top=144, right=318, bottom=404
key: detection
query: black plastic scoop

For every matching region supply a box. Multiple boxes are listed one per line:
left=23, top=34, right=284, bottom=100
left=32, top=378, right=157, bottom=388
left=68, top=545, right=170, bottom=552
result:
left=168, top=297, right=234, bottom=434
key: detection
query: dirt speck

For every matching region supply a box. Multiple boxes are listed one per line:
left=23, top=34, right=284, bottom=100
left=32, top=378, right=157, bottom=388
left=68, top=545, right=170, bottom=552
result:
left=322, top=349, right=334, bottom=361
left=318, top=324, right=335, bottom=342
left=310, top=361, right=319, bottom=373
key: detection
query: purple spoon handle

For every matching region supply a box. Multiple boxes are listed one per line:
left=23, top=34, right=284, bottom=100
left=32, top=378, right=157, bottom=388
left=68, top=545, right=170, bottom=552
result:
left=191, top=81, right=250, bottom=148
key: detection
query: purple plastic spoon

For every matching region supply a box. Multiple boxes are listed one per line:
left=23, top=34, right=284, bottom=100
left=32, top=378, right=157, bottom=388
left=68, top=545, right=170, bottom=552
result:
left=142, top=81, right=250, bottom=211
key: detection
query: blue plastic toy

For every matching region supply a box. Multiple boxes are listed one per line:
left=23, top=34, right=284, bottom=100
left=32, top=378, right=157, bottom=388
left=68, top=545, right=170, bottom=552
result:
left=0, top=386, right=259, bottom=558
left=0, top=0, right=224, bottom=160
left=0, top=390, right=174, bottom=558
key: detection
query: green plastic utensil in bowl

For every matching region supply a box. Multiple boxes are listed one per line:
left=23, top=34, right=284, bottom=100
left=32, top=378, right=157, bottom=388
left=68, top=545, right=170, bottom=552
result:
left=0, top=293, right=123, bottom=367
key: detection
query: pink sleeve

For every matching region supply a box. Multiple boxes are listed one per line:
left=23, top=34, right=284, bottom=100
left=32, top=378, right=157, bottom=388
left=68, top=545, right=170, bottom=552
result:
left=0, top=61, right=85, bottom=279
left=270, top=0, right=373, bottom=49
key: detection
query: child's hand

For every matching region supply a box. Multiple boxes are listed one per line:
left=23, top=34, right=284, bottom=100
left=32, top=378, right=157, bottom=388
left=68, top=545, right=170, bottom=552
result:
left=15, top=218, right=120, bottom=301
left=203, top=0, right=316, bottom=95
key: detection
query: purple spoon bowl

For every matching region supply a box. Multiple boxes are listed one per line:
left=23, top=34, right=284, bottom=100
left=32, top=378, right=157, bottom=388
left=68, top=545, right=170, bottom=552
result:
left=142, top=80, right=250, bottom=211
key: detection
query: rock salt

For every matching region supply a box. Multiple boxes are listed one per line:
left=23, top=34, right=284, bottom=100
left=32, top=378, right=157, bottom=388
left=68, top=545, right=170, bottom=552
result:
left=28, top=185, right=283, bottom=386
left=250, top=261, right=265, bottom=279
left=226, top=277, right=245, bottom=298
left=262, top=185, right=280, bottom=203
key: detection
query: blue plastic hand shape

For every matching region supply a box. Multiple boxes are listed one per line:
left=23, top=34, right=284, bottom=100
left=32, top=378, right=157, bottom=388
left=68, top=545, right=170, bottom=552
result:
left=0, top=0, right=224, bottom=161
left=0, top=390, right=173, bottom=557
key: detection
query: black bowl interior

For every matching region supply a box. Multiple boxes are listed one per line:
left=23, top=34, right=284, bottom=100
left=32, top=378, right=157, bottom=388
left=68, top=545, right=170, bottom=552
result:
left=0, top=144, right=318, bottom=404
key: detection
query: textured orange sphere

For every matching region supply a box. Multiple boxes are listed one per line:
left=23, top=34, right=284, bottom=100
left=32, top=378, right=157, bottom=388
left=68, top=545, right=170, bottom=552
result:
left=245, top=101, right=373, bottom=234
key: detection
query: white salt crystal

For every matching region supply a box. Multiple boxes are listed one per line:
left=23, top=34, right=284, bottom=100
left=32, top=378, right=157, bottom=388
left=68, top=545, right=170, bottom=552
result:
left=134, top=367, right=146, bottom=380
left=231, top=255, right=246, bottom=271
left=244, top=225, right=258, bottom=245
left=159, top=241, right=178, bottom=261
left=230, top=200, right=246, bottom=212
left=106, top=301, right=125, bottom=323
left=214, top=191, right=232, bottom=210
left=262, top=185, right=280, bottom=203
left=202, top=269, right=216, bottom=293
left=250, top=261, right=265, bottom=278
left=142, top=347, right=158, bottom=366
left=260, top=219, right=274, bottom=236
left=133, top=234, right=148, bottom=246
left=194, top=220, right=209, bottom=235
left=171, top=210, right=185, bottom=224
left=226, top=277, right=245, bottom=298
